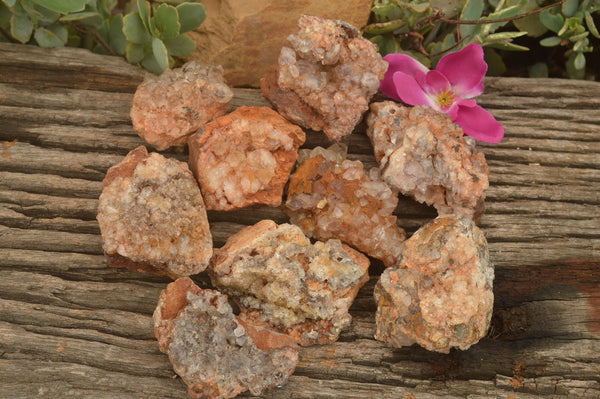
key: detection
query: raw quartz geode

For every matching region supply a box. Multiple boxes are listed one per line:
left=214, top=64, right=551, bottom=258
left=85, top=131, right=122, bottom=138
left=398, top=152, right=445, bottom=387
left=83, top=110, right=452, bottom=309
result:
left=374, top=215, right=494, bottom=353
left=130, top=61, right=233, bottom=151
left=286, top=144, right=406, bottom=267
left=261, top=14, right=388, bottom=142
left=188, top=106, right=306, bottom=210
left=97, top=146, right=212, bottom=278
left=210, top=220, right=370, bottom=346
left=153, top=278, right=298, bottom=399
left=366, top=101, right=490, bottom=222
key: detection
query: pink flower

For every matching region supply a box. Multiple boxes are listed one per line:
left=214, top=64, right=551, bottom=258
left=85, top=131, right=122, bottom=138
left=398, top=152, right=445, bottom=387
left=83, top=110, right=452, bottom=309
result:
left=380, top=43, right=504, bottom=143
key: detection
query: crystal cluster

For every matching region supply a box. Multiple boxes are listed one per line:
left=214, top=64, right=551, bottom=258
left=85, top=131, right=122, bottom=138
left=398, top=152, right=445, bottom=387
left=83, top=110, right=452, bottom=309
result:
left=261, top=15, right=388, bottom=141
left=130, top=61, right=233, bottom=151
left=374, top=215, right=494, bottom=353
left=210, top=220, right=370, bottom=346
left=97, top=146, right=212, bottom=277
left=286, top=145, right=406, bottom=267
left=366, top=102, right=490, bottom=221
left=154, top=278, right=299, bottom=399
left=188, top=106, right=305, bottom=210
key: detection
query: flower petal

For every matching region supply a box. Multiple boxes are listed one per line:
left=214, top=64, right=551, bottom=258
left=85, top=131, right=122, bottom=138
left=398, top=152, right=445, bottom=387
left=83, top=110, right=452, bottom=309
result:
left=436, top=43, right=487, bottom=98
left=392, top=71, right=432, bottom=107
left=454, top=104, right=504, bottom=143
left=381, top=53, right=429, bottom=99
left=424, top=70, right=451, bottom=95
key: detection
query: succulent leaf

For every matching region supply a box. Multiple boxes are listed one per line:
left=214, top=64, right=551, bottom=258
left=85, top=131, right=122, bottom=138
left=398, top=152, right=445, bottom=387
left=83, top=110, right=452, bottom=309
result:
left=540, top=9, right=564, bottom=33
left=163, top=34, right=195, bottom=56
left=109, top=14, right=127, bottom=55
left=10, top=12, right=33, bottom=43
left=29, top=0, right=88, bottom=13
left=126, top=42, right=145, bottom=63
left=34, top=26, right=65, bottom=47
left=152, top=3, right=179, bottom=39
left=459, top=0, right=484, bottom=40
left=176, top=2, right=205, bottom=33
left=123, top=12, right=150, bottom=44
left=151, top=36, right=168, bottom=72
left=137, top=0, right=150, bottom=31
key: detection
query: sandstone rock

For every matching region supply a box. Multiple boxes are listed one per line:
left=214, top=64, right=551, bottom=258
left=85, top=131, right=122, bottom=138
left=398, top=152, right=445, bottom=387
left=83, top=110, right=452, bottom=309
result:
left=262, top=15, right=388, bottom=142
left=154, top=278, right=298, bottom=399
left=187, top=0, right=373, bottom=87
left=286, top=145, right=406, bottom=267
left=130, top=61, right=233, bottom=151
left=374, top=215, right=494, bottom=353
left=188, top=106, right=305, bottom=211
left=366, top=102, right=490, bottom=222
left=210, top=220, right=370, bottom=346
left=97, top=146, right=212, bottom=277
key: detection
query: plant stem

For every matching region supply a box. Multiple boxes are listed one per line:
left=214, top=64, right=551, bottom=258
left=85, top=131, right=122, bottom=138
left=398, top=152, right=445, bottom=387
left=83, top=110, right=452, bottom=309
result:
left=68, top=22, right=117, bottom=56
left=438, top=0, right=566, bottom=25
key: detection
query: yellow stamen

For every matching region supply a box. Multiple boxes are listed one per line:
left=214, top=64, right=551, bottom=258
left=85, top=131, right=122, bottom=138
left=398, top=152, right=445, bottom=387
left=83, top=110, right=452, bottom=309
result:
left=437, top=88, right=456, bottom=108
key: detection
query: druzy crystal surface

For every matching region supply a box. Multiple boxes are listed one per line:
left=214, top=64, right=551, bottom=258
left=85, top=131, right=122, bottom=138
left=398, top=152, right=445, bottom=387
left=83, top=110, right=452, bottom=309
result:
left=261, top=14, right=387, bottom=141
left=366, top=102, right=490, bottom=221
left=210, top=220, right=370, bottom=346
left=286, top=145, right=406, bottom=267
left=374, top=215, right=494, bottom=353
left=154, top=278, right=298, bottom=399
left=97, top=146, right=212, bottom=277
left=131, top=61, right=233, bottom=151
left=188, top=106, right=305, bottom=210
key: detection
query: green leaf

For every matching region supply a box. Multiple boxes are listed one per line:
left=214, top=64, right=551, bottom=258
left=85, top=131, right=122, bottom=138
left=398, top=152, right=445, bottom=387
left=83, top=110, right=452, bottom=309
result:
left=141, top=52, right=163, bottom=74
left=585, top=11, right=600, bottom=38
left=572, top=38, right=587, bottom=52
left=540, top=36, right=562, bottom=46
left=163, top=34, right=194, bottom=56
left=540, top=9, right=564, bottom=33
left=507, top=0, right=547, bottom=37
left=60, top=11, right=102, bottom=25
left=487, top=41, right=529, bottom=51
left=566, top=52, right=585, bottom=78
left=574, top=52, right=585, bottom=70
left=34, top=26, right=64, bottom=47
left=47, top=22, right=68, bottom=43
left=151, top=3, right=179, bottom=39
left=109, top=14, right=127, bottom=55
left=30, top=0, right=88, bottom=13
left=569, top=31, right=589, bottom=41
left=561, top=0, right=578, bottom=17
left=369, top=33, right=400, bottom=57
left=175, top=2, right=205, bottom=33
left=21, top=0, right=60, bottom=23
left=483, top=47, right=505, bottom=76
left=485, top=31, right=528, bottom=42
left=123, top=12, right=150, bottom=44
left=459, top=0, right=484, bottom=39
left=125, top=42, right=145, bottom=63
left=528, top=62, right=548, bottom=78
left=98, top=0, right=116, bottom=18
left=151, top=36, right=168, bottom=72
left=10, top=13, right=33, bottom=43
left=4, top=0, right=17, bottom=7
left=137, top=0, right=150, bottom=31
left=0, top=3, right=12, bottom=26
left=488, top=0, right=527, bottom=32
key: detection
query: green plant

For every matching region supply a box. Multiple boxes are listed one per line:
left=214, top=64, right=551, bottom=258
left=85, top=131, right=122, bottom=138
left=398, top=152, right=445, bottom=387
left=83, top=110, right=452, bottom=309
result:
left=0, top=0, right=206, bottom=73
left=364, top=0, right=600, bottom=79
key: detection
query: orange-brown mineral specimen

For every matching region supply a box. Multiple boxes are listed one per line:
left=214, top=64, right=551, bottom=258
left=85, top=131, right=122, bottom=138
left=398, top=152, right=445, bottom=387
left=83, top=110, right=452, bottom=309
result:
left=210, top=220, right=370, bottom=346
left=261, top=15, right=387, bottom=142
left=286, top=145, right=406, bottom=267
left=374, top=215, right=494, bottom=353
left=366, top=102, right=490, bottom=222
left=97, top=146, right=212, bottom=278
left=130, top=62, right=233, bottom=151
left=154, top=278, right=298, bottom=399
left=188, top=106, right=305, bottom=210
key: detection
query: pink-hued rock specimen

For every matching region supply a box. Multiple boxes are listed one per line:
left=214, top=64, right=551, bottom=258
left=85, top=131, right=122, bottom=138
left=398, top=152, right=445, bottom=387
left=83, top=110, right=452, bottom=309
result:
left=188, top=106, right=305, bottom=210
left=210, top=220, right=370, bottom=346
left=154, top=278, right=298, bottom=399
left=261, top=15, right=388, bottom=142
left=366, top=102, right=490, bottom=222
left=374, top=215, right=494, bottom=353
left=130, top=61, right=233, bottom=151
left=97, top=146, right=212, bottom=278
left=286, top=145, right=406, bottom=267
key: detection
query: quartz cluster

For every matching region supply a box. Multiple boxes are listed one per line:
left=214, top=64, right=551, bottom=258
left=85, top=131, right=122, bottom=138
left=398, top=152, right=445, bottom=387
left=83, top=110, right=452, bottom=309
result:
left=188, top=106, right=305, bottom=210
left=210, top=220, right=370, bottom=346
left=130, top=61, right=233, bottom=151
left=97, top=146, right=212, bottom=278
left=261, top=15, right=388, bottom=141
left=154, top=278, right=299, bottom=399
left=286, top=145, right=406, bottom=267
left=366, top=102, right=490, bottom=221
left=374, top=215, right=494, bottom=353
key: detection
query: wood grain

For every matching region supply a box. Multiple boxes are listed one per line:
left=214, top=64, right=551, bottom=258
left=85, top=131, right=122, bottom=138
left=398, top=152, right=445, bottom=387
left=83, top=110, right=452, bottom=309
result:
left=0, top=42, right=599, bottom=398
